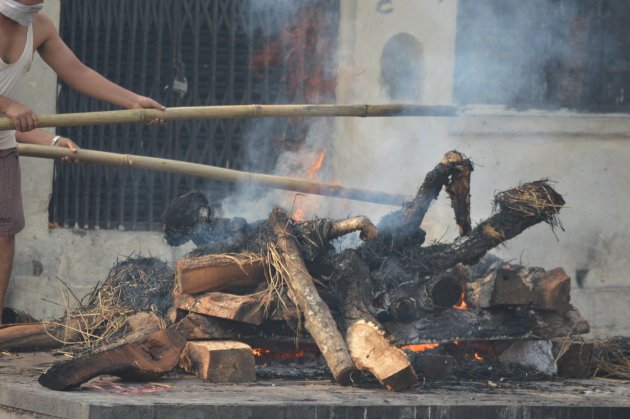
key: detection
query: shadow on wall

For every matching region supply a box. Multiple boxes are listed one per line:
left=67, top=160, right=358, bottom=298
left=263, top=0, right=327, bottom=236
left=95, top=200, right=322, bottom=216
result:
left=380, top=32, right=424, bottom=101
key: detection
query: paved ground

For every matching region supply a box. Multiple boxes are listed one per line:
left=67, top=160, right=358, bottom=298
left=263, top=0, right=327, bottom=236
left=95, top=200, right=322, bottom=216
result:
left=0, top=352, right=629, bottom=419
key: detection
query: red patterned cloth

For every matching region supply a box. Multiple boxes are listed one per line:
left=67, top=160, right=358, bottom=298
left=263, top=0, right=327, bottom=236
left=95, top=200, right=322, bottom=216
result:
left=0, top=148, right=25, bottom=236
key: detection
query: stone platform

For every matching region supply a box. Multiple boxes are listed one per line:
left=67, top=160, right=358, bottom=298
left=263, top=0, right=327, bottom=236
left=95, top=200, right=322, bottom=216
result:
left=0, top=352, right=629, bottom=419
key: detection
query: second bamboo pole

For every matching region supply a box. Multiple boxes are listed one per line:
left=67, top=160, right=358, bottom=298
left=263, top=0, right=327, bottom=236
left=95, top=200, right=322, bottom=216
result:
left=17, top=144, right=408, bottom=206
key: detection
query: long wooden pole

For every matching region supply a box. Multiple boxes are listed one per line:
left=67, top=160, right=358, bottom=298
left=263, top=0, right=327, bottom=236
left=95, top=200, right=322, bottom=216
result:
left=17, top=144, right=408, bottom=206
left=0, top=104, right=456, bottom=131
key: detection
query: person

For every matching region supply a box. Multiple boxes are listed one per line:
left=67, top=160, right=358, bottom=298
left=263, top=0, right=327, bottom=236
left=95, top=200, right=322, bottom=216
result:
left=0, top=0, right=165, bottom=322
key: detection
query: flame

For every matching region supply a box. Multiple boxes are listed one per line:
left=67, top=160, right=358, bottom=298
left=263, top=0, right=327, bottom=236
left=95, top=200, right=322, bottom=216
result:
left=473, top=352, right=484, bottom=361
left=452, top=288, right=468, bottom=310
left=402, top=343, right=439, bottom=353
left=307, top=150, right=326, bottom=179
left=252, top=348, right=305, bottom=360
left=292, top=149, right=327, bottom=221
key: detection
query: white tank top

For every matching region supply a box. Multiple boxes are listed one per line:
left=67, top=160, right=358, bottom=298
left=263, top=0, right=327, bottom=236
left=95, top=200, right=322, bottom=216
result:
left=0, top=23, right=34, bottom=150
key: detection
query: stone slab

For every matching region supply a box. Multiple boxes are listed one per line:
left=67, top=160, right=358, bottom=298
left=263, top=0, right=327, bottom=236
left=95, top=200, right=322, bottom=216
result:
left=0, top=352, right=629, bottom=419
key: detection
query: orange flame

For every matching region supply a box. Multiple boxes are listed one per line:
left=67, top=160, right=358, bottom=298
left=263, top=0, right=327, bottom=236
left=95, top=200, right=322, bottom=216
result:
left=473, top=352, right=484, bottom=361
left=402, top=343, right=439, bottom=353
left=292, top=149, right=327, bottom=221
left=452, top=288, right=468, bottom=310
left=307, top=150, right=326, bottom=179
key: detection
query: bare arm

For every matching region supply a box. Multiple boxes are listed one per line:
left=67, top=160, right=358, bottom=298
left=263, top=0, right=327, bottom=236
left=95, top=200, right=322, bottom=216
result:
left=16, top=129, right=78, bottom=152
left=0, top=96, right=38, bottom=132
left=35, top=14, right=164, bottom=111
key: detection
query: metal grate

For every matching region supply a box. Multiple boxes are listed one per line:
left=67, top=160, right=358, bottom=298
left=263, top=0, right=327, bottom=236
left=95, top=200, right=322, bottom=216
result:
left=50, top=0, right=339, bottom=231
left=454, top=0, right=630, bottom=112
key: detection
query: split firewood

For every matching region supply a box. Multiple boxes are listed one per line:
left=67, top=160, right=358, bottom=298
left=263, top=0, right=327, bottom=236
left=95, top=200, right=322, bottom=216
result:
left=269, top=207, right=356, bottom=385
left=466, top=265, right=571, bottom=310
left=333, top=250, right=417, bottom=391
left=38, top=328, right=186, bottom=391
left=174, top=253, right=265, bottom=295
left=179, top=341, right=256, bottom=383
left=174, top=292, right=266, bottom=325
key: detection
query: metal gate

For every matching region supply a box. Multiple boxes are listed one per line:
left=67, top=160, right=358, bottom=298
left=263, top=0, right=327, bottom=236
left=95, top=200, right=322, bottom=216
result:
left=50, top=0, right=339, bottom=231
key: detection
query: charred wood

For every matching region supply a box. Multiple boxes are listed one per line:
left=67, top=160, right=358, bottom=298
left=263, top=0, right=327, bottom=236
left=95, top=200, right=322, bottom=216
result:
left=370, top=150, right=473, bottom=251
left=386, top=305, right=589, bottom=346
left=38, top=328, right=186, bottom=391
left=375, top=181, right=565, bottom=280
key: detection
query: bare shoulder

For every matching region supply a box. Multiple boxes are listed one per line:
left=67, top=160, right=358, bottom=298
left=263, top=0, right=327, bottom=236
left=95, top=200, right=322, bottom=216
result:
left=32, top=13, right=59, bottom=51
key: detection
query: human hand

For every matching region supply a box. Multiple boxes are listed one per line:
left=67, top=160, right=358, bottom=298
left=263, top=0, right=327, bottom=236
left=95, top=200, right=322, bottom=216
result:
left=130, top=95, right=166, bottom=125
left=3, top=100, right=38, bottom=132
left=54, top=136, right=81, bottom=164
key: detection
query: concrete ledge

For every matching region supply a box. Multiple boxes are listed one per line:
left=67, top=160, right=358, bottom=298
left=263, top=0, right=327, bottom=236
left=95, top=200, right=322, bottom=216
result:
left=1, top=352, right=629, bottom=419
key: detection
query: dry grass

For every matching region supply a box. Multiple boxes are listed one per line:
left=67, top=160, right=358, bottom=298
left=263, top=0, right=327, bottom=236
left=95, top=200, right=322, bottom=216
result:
left=50, top=256, right=173, bottom=353
left=592, top=337, right=630, bottom=380
left=493, top=180, right=565, bottom=229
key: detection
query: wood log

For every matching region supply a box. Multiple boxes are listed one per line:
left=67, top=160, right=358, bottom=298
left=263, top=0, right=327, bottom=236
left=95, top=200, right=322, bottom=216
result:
left=38, top=328, right=186, bottom=391
left=174, top=292, right=266, bottom=325
left=333, top=250, right=417, bottom=391
left=380, top=181, right=565, bottom=279
left=174, top=253, right=265, bottom=295
left=386, top=305, right=590, bottom=346
left=466, top=265, right=571, bottom=310
left=0, top=323, right=63, bottom=351
left=373, top=150, right=474, bottom=249
left=269, top=207, right=356, bottom=385
left=175, top=313, right=241, bottom=340
left=407, top=352, right=454, bottom=380
left=328, top=216, right=378, bottom=241
left=179, top=341, right=256, bottom=383
left=375, top=263, right=465, bottom=321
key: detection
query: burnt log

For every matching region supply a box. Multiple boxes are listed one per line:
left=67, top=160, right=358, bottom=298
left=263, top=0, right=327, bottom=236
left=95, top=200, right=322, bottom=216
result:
left=333, top=250, right=417, bottom=391
left=372, top=260, right=465, bottom=321
left=38, top=328, right=186, bottom=391
left=269, top=207, right=356, bottom=385
left=386, top=305, right=589, bottom=346
left=373, top=150, right=473, bottom=250
left=370, top=181, right=565, bottom=280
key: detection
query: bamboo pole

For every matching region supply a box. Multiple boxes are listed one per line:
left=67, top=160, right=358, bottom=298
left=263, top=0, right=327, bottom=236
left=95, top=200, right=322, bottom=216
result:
left=0, top=104, right=456, bottom=131
left=17, top=144, right=408, bottom=206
